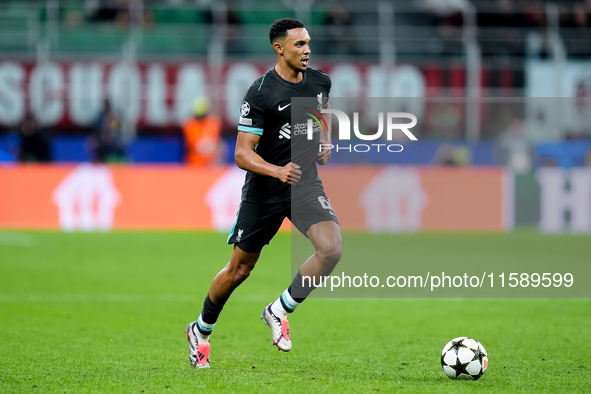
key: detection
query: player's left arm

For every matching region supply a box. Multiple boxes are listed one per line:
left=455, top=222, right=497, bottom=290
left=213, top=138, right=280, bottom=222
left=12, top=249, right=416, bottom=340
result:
left=316, top=101, right=332, bottom=165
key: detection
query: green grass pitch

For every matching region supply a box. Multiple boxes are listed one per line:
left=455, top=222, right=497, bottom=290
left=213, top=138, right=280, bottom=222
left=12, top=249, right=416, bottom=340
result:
left=0, top=231, right=589, bottom=392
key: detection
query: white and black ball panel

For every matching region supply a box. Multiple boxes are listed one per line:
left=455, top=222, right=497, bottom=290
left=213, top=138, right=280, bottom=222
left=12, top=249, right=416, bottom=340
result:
left=442, top=365, right=456, bottom=379
left=479, top=343, right=488, bottom=357
left=441, top=341, right=453, bottom=356
left=466, top=360, right=483, bottom=376
left=451, top=336, right=468, bottom=343
left=462, top=338, right=479, bottom=350
left=443, top=350, right=458, bottom=367
left=457, top=347, right=475, bottom=364
left=440, top=337, right=488, bottom=380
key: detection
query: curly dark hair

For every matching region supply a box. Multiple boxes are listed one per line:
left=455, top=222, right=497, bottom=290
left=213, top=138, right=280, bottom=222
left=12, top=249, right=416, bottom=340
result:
left=269, top=18, right=305, bottom=44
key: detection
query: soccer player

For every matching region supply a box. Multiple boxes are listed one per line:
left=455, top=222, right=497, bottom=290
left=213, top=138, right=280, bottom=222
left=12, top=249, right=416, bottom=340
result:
left=186, top=18, right=342, bottom=368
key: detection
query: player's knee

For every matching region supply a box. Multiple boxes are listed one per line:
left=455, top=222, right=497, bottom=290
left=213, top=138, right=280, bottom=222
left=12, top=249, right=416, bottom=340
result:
left=233, top=264, right=253, bottom=284
left=318, top=243, right=342, bottom=266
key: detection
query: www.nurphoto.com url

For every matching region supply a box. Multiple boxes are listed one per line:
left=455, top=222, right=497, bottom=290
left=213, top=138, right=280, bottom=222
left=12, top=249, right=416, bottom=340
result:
left=303, top=272, right=574, bottom=292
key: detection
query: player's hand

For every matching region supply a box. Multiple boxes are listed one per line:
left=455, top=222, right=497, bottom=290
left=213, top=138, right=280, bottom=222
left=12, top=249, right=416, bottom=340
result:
left=316, top=140, right=331, bottom=165
left=278, top=162, right=301, bottom=185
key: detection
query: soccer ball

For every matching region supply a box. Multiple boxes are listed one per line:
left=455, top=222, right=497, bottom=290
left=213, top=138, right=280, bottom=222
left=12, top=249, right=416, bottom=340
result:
left=441, top=337, right=488, bottom=380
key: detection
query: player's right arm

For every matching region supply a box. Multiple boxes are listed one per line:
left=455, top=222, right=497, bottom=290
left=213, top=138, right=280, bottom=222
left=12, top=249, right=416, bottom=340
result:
left=235, top=131, right=301, bottom=185
left=237, top=79, right=301, bottom=184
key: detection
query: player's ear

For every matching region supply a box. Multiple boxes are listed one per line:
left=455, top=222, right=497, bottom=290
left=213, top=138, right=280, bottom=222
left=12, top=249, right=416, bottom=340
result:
left=273, top=41, right=283, bottom=56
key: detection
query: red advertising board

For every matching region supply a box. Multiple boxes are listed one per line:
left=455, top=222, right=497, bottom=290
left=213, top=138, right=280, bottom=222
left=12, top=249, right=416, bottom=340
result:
left=0, top=164, right=512, bottom=232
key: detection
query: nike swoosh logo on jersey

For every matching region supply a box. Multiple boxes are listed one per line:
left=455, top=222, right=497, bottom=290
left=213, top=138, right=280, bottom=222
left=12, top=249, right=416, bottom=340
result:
left=278, top=103, right=291, bottom=111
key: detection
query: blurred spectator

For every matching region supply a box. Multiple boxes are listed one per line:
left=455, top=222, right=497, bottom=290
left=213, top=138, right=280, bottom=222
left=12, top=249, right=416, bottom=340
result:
left=87, top=100, right=126, bottom=163
left=200, top=0, right=243, bottom=54
left=497, top=117, right=532, bottom=173
left=476, top=0, right=549, bottom=57
left=17, top=111, right=52, bottom=163
left=87, top=0, right=121, bottom=22
left=426, top=103, right=462, bottom=138
left=87, top=0, right=152, bottom=28
left=522, top=0, right=545, bottom=28
left=322, top=3, right=357, bottom=55
left=561, top=1, right=590, bottom=28
left=536, top=132, right=591, bottom=168
left=423, top=0, right=466, bottom=54
left=558, top=1, right=591, bottom=56
left=479, top=0, right=524, bottom=56
left=225, top=1, right=244, bottom=55
left=432, top=143, right=471, bottom=166
left=573, top=2, right=591, bottom=29
left=182, top=97, right=223, bottom=166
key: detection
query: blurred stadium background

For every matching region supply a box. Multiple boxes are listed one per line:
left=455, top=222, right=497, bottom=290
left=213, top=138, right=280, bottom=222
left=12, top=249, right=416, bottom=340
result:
left=2, top=3, right=590, bottom=391
left=1, top=0, right=591, bottom=233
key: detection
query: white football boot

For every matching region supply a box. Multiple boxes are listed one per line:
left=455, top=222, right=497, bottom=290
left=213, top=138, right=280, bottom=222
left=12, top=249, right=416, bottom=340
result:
left=261, top=304, right=292, bottom=352
left=185, top=321, right=210, bottom=368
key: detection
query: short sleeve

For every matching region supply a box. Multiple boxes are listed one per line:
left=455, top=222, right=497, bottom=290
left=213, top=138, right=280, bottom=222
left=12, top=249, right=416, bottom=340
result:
left=321, top=71, right=331, bottom=107
left=237, top=85, right=265, bottom=135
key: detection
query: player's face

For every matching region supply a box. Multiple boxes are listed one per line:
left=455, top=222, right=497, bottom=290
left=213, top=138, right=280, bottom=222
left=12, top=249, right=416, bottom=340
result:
left=281, top=28, right=311, bottom=72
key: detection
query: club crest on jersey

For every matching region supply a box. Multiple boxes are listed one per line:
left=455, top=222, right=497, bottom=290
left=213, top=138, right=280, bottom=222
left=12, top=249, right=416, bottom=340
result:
left=240, top=101, right=250, bottom=117
left=317, top=92, right=323, bottom=110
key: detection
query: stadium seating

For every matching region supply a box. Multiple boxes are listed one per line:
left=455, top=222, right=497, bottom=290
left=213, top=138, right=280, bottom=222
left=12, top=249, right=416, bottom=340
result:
left=0, top=0, right=590, bottom=165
